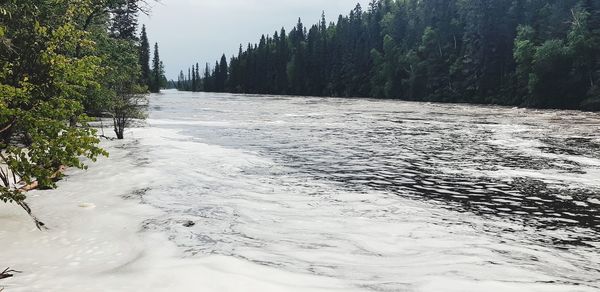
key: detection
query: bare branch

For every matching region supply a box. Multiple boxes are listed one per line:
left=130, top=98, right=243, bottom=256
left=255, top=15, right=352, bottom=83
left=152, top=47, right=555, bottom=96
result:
left=0, top=267, right=21, bottom=280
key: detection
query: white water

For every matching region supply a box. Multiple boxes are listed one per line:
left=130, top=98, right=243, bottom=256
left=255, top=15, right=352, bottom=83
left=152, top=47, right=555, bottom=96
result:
left=1, top=90, right=599, bottom=291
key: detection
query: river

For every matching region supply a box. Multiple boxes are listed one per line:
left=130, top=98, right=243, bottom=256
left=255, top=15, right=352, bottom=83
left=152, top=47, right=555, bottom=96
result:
left=133, top=90, right=600, bottom=291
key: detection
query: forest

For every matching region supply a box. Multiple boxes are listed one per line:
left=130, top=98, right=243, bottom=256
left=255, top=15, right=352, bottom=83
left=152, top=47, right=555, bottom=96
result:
left=178, top=0, right=600, bottom=110
left=0, top=0, right=165, bottom=225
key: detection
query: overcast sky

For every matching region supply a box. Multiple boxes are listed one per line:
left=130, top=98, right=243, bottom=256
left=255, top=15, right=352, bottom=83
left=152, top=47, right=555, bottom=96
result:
left=140, top=0, right=368, bottom=79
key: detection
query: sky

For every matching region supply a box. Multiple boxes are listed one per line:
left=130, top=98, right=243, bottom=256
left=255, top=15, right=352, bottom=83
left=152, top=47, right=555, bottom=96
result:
left=140, top=0, right=369, bottom=80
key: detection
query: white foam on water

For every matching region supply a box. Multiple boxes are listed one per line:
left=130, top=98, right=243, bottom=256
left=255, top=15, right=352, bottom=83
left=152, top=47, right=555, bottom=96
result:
left=1, top=92, right=599, bottom=292
left=0, top=129, right=357, bottom=292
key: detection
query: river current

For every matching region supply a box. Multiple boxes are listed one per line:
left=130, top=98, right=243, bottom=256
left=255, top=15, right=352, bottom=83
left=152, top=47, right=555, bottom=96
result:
left=132, top=90, right=600, bottom=291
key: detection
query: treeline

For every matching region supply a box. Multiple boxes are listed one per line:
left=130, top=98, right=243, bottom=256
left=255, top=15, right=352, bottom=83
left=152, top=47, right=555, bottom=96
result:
left=180, top=0, right=600, bottom=110
left=0, top=0, right=165, bottom=225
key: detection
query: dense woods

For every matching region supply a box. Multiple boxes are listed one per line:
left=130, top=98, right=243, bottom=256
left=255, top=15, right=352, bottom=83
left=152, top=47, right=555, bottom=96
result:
left=179, top=0, right=600, bottom=110
left=0, top=0, right=164, bottom=225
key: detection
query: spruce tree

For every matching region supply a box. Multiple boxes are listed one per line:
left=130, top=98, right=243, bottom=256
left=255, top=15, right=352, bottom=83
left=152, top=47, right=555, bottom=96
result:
left=139, top=25, right=151, bottom=89
left=150, top=42, right=164, bottom=93
left=204, top=63, right=211, bottom=91
left=110, top=0, right=139, bottom=40
left=192, top=64, right=197, bottom=92
left=177, top=70, right=185, bottom=90
left=218, top=55, right=228, bottom=92
left=176, top=1, right=600, bottom=110
left=195, top=63, right=201, bottom=91
left=187, top=68, right=192, bottom=91
left=214, top=61, right=221, bottom=92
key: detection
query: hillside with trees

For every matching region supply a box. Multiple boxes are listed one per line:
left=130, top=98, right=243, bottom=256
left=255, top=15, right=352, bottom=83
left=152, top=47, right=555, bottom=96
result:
left=0, top=0, right=165, bottom=227
left=179, top=0, right=600, bottom=110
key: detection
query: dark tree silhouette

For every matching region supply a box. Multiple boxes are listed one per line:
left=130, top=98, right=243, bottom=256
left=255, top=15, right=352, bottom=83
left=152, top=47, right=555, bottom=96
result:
left=180, top=0, right=600, bottom=110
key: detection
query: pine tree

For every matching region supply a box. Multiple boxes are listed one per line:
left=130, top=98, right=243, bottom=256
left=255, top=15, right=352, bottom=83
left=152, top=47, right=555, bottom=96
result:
left=177, top=1, right=600, bottom=110
left=177, top=70, right=185, bottom=90
left=221, top=55, right=228, bottom=90
left=191, top=64, right=197, bottom=92
left=195, top=63, right=201, bottom=91
left=187, top=68, right=192, bottom=91
left=204, top=63, right=211, bottom=91
left=110, top=0, right=139, bottom=40
left=139, top=25, right=151, bottom=89
left=150, top=42, right=165, bottom=93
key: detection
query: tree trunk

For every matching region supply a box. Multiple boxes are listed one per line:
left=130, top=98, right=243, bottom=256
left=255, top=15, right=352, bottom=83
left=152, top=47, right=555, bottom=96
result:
left=113, top=117, right=125, bottom=140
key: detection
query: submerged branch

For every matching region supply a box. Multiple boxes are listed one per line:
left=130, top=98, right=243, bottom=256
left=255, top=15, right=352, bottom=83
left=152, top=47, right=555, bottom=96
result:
left=99, top=135, right=117, bottom=141
left=16, top=201, right=47, bottom=230
left=10, top=165, right=67, bottom=231
left=0, top=267, right=21, bottom=280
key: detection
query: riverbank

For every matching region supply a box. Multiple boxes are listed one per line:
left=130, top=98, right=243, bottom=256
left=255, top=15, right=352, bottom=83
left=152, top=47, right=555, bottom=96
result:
left=0, top=128, right=356, bottom=292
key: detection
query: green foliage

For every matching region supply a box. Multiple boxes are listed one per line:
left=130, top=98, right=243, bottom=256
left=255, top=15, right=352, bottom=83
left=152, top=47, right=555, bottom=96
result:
left=0, top=0, right=150, bottom=224
left=101, top=36, right=148, bottom=139
left=139, top=25, right=151, bottom=89
left=514, top=25, right=536, bottom=98
left=149, top=42, right=166, bottom=93
left=529, top=39, right=573, bottom=107
left=110, top=0, right=139, bottom=40
left=179, top=0, right=600, bottom=110
left=1, top=1, right=108, bottom=196
left=514, top=8, right=597, bottom=108
left=371, top=34, right=402, bottom=98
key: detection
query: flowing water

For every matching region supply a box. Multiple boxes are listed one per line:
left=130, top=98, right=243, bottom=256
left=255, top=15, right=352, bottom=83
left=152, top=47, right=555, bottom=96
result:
left=132, top=90, right=600, bottom=291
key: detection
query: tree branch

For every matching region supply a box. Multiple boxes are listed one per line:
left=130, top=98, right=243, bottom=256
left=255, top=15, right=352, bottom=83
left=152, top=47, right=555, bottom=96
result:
left=11, top=165, right=66, bottom=231
left=0, top=119, right=15, bottom=135
left=0, top=267, right=21, bottom=280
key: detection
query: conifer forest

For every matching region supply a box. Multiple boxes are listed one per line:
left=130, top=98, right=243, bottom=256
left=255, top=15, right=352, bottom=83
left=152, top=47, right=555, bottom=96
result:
left=179, top=0, right=600, bottom=110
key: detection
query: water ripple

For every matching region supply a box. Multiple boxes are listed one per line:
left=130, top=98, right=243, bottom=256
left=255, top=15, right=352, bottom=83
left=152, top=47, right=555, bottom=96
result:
left=140, top=91, right=600, bottom=291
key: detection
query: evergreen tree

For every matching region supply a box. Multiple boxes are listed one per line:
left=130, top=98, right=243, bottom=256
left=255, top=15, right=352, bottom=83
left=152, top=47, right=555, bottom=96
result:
left=139, top=24, right=151, bottom=89
left=216, top=55, right=228, bottom=92
left=187, top=68, right=192, bottom=91
left=150, top=42, right=165, bottom=93
left=178, top=0, right=600, bottom=110
left=204, top=63, right=212, bottom=92
left=191, top=64, right=197, bottom=92
left=195, top=63, right=201, bottom=91
left=110, top=0, right=139, bottom=40
left=177, top=70, right=185, bottom=90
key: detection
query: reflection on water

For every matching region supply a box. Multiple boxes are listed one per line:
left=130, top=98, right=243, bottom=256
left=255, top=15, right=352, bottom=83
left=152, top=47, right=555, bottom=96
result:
left=139, top=91, right=600, bottom=291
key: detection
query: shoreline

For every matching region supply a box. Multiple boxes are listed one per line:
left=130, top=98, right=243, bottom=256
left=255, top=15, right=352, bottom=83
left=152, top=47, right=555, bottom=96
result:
left=0, top=129, right=356, bottom=292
